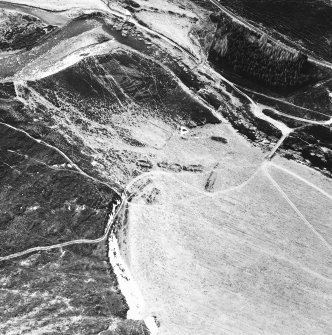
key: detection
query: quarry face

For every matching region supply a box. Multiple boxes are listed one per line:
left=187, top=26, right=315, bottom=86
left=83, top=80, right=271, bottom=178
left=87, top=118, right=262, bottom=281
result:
left=0, top=1, right=331, bottom=334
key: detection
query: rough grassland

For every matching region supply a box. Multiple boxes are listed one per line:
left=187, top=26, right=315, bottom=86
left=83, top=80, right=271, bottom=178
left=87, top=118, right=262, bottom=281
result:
left=117, top=121, right=332, bottom=334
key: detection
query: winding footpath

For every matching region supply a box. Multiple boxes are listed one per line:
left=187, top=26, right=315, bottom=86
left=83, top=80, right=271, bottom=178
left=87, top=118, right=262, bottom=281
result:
left=240, top=86, right=332, bottom=120
left=0, top=121, right=122, bottom=196
left=0, top=197, right=124, bottom=262
left=0, top=119, right=124, bottom=262
left=1, top=0, right=331, bottom=272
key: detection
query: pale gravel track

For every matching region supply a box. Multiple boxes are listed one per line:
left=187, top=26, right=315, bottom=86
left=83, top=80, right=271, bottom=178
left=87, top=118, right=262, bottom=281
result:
left=1, top=0, right=331, bottom=279
left=0, top=120, right=125, bottom=262
left=266, top=132, right=291, bottom=160
left=0, top=121, right=122, bottom=196
left=0, top=196, right=125, bottom=262
left=269, top=162, right=332, bottom=202
left=263, top=163, right=332, bottom=252
left=127, top=166, right=332, bottom=282
left=240, top=87, right=332, bottom=120
left=3, top=0, right=322, bottom=124
left=208, top=0, right=332, bottom=70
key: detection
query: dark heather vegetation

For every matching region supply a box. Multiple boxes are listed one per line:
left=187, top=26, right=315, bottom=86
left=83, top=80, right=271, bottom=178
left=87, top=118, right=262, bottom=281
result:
left=241, top=87, right=331, bottom=121
left=262, top=109, right=305, bottom=128
left=0, top=123, right=120, bottom=256
left=216, top=0, right=332, bottom=62
left=283, top=125, right=332, bottom=176
left=0, top=10, right=55, bottom=51
left=0, top=79, right=147, bottom=333
left=0, top=244, right=149, bottom=335
left=209, top=16, right=315, bottom=91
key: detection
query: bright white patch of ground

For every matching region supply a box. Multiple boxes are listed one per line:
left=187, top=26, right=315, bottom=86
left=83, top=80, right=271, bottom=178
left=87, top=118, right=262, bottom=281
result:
left=3, top=0, right=109, bottom=11
left=252, top=103, right=292, bottom=135
left=15, top=27, right=116, bottom=80
left=134, top=10, right=201, bottom=57
left=0, top=2, right=70, bottom=25
left=109, top=233, right=160, bottom=334
left=134, top=0, right=197, bottom=18
left=144, top=316, right=159, bottom=335
left=157, top=122, right=264, bottom=192
left=108, top=233, right=145, bottom=320
left=129, top=120, right=172, bottom=149
left=124, top=164, right=332, bottom=335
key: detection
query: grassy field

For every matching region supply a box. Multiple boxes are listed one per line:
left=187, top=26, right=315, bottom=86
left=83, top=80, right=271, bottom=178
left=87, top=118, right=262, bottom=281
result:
left=118, top=123, right=332, bottom=334
left=1, top=0, right=331, bottom=334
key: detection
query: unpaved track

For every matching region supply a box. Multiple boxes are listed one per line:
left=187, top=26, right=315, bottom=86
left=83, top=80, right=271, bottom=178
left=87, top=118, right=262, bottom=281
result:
left=240, top=87, right=332, bottom=120
left=125, top=161, right=332, bottom=335
left=270, top=162, right=332, bottom=201
left=208, top=0, right=332, bottom=70
left=263, top=163, right=332, bottom=252
left=266, top=132, right=291, bottom=160
left=0, top=197, right=124, bottom=262
left=0, top=120, right=125, bottom=262
left=0, top=121, right=122, bottom=196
